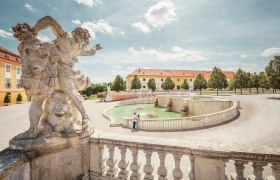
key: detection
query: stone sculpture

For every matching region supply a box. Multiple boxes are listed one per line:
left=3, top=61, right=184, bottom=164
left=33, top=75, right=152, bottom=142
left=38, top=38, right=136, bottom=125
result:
left=9, top=16, right=102, bottom=151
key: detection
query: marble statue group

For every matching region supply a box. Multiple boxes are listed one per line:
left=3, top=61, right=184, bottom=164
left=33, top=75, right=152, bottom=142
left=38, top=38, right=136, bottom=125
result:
left=9, top=16, right=102, bottom=149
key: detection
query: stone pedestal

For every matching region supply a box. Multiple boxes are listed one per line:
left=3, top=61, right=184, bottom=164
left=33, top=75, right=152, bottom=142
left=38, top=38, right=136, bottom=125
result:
left=194, top=157, right=226, bottom=180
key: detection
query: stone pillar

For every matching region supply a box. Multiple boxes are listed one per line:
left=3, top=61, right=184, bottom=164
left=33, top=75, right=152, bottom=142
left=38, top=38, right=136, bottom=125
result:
left=235, top=160, right=247, bottom=180
left=105, top=145, right=117, bottom=177
left=90, top=141, right=106, bottom=179
left=118, top=146, right=129, bottom=179
left=130, top=148, right=141, bottom=180
left=194, top=157, right=226, bottom=180
left=29, top=137, right=91, bottom=180
left=143, top=150, right=154, bottom=180
left=253, top=162, right=267, bottom=180
left=172, top=153, right=183, bottom=180
left=157, top=152, right=167, bottom=180
left=90, top=141, right=105, bottom=179
left=272, top=163, right=280, bottom=180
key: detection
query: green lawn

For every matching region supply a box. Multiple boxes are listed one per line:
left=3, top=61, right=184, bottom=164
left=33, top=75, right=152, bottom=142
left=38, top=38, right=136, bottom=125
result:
left=86, top=95, right=98, bottom=100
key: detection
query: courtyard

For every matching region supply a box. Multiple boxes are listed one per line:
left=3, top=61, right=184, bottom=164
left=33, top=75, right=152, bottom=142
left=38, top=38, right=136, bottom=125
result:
left=1, top=93, right=279, bottom=151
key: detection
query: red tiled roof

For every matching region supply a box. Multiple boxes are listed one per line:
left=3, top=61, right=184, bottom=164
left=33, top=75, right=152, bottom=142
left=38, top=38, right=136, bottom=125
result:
left=127, top=68, right=235, bottom=78
left=0, top=46, right=19, bottom=57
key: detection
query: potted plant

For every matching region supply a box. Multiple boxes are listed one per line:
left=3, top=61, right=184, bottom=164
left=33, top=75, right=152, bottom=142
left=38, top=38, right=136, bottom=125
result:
left=4, top=93, right=11, bottom=106
left=16, top=93, right=23, bottom=104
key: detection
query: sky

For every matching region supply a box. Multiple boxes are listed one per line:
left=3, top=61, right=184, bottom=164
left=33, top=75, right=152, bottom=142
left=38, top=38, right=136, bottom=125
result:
left=0, top=0, right=280, bottom=83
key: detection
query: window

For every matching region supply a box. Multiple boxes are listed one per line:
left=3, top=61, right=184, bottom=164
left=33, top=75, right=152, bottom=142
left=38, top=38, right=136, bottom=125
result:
left=161, top=78, right=163, bottom=81
left=5, top=79, right=12, bottom=89
left=5, top=64, right=11, bottom=72
left=16, top=67, right=21, bottom=74
left=143, top=78, right=145, bottom=81
left=190, top=79, right=192, bottom=82
left=143, top=85, right=146, bottom=88
left=16, top=80, right=21, bottom=88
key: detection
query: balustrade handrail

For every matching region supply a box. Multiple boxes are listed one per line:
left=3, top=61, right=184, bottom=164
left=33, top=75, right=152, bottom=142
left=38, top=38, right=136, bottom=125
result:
left=90, top=131, right=280, bottom=163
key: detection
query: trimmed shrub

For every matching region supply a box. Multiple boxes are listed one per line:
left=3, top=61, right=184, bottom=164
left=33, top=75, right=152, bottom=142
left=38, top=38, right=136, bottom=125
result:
left=4, top=94, right=11, bottom=105
left=97, top=92, right=107, bottom=98
left=16, top=93, right=23, bottom=103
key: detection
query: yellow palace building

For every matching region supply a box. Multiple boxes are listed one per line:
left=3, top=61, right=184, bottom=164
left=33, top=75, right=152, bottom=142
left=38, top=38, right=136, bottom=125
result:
left=126, top=68, right=235, bottom=92
left=0, top=46, right=27, bottom=106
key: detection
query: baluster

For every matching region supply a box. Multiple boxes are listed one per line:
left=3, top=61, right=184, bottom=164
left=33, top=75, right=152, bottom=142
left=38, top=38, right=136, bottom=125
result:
left=235, top=160, right=247, bottom=180
left=143, top=150, right=154, bottom=180
left=188, top=155, right=194, bottom=180
left=106, top=145, right=117, bottom=177
left=272, top=163, right=280, bottom=180
left=157, top=152, right=167, bottom=180
left=130, top=148, right=141, bottom=180
left=172, top=153, right=183, bottom=180
left=252, top=162, right=267, bottom=180
left=118, top=146, right=129, bottom=179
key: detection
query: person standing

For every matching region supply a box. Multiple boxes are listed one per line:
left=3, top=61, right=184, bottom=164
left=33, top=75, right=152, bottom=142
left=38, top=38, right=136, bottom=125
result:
left=132, top=112, right=137, bottom=132
left=136, top=114, right=140, bottom=131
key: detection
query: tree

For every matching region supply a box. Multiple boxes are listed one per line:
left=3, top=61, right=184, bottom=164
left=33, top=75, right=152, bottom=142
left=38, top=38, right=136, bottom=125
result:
left=193, top=74, right=207, bottom=95
left=147, top=78, right=156, bottom=92
left=246, top=72, right=253, bottom=93
left=251, top=72, right=260, bottom=94
left=181, top=79, right=189, bottom=94
left=208, top=67, right=228, bottom=95
left=235, top=68, right=247, bottom=95
left=111, top=75, right=125, bottom=92
left=16, top=93, right=23, bottom=103
left=4, top=93, right=11, bottom=105
left=265, top=56, right=280, bottom=93
left=161, top=77, right=175, bottom=93
left=131, top=75, right=141, bottom=93
left=259, top=72, right=270, bottom=93
left=80, top=83, right=107, bottom=97
left=228, top=76, right=237, bottom=94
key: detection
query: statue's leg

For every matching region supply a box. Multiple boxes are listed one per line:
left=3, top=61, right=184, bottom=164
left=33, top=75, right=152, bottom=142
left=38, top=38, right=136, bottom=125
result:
left=15, top=96, right=45, bottom=140
left=60, top=77, right=89, bottom=130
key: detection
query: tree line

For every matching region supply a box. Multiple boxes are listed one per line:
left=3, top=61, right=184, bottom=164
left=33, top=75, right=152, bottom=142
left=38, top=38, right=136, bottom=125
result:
left=91, top=56, right=280, bottom=95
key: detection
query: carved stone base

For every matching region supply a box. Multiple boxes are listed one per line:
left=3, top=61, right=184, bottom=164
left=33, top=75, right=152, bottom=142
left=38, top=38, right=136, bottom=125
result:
left=9, top=126, right=94, bottom=153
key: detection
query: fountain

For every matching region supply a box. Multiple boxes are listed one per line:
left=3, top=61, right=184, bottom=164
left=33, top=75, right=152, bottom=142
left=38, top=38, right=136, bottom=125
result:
left=164, top=98, right=173, bottom=112
left=180, top=104, right=189, bottom=117
left=154, top=98, right=158, bottom=107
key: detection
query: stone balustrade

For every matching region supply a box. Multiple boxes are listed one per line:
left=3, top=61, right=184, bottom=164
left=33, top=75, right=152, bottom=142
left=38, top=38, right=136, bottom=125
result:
left=90, top=131, right=280, bottom=180
left=122, top=100, right=238, bottom=131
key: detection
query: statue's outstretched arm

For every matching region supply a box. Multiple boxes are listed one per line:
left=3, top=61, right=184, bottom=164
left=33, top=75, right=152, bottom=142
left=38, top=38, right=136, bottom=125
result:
left=33, top=16, right=66, bottom=38
left=80, top=44, right=102, bottom=56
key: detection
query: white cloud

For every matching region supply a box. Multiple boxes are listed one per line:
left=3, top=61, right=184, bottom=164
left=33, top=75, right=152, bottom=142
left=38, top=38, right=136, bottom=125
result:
left=260, top=48, right=280, bottom=57
left=131, top=22, right=151, bottom=34
left=72, top=19, right=81, bottom=25
left=145, top=0, right=176, bottom=28
left=113, top=65, right=122, bottom=69
left=74, top=0, right=102, bottom=7
left=0, top=29, right=13, bottom=38
left=240, top=54, right=248, bottom=59
left=81, top=20, right=113, bottom=38
left=37, top=35, right=51, bottom=42
left=128, top=46, right=207, bottom=62
left=25, top=3, right=33, bottom=11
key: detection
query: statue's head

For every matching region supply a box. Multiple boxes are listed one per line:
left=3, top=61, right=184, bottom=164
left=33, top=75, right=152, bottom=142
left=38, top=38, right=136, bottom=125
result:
left=12, top=23, right=37, bottom=41
left=71, top=27, right=91, bottom=47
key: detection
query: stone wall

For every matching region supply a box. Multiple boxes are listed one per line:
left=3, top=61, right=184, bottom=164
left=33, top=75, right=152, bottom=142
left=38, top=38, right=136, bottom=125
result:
left=188, top=100, right=232, bottom=116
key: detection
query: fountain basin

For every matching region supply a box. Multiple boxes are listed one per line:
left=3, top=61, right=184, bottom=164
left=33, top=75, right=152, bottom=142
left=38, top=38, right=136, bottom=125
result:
left=103, top=96, right=239, bottom=131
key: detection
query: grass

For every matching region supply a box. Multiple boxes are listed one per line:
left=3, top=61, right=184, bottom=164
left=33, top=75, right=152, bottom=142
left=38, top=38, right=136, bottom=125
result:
left=86, top=95, right=98, bottom=100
